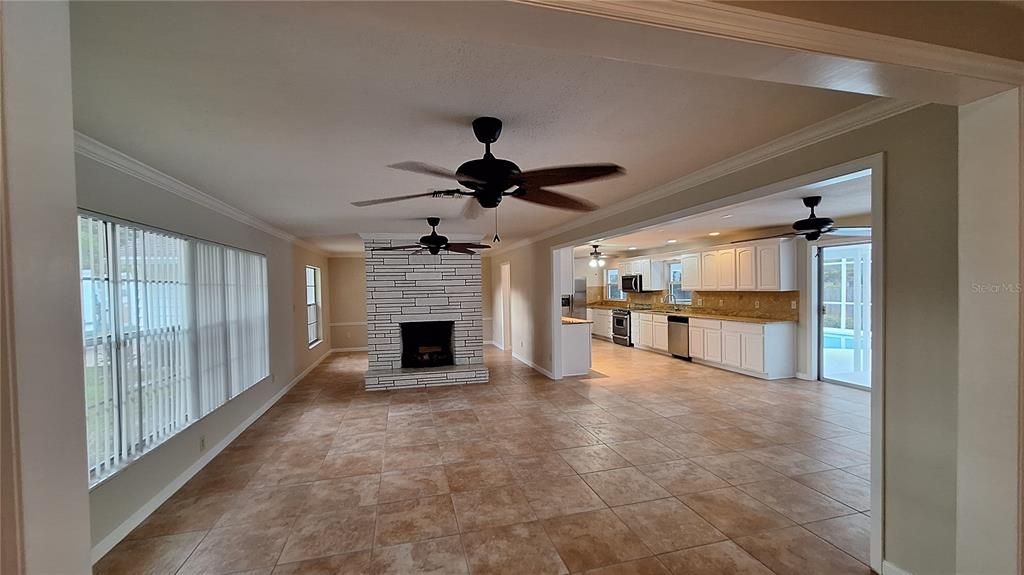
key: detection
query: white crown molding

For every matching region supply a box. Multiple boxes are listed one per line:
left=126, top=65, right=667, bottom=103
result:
left=359, top=232, right=487, bottom=242
left=517, top=0, right=1024, bottom=87
left=488, top=98, right=922, bottom=257
left=74, top=132, right=331, bottom=257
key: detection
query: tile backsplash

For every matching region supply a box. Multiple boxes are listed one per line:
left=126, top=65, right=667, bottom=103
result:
left=590, top=286, right=800, bottom=321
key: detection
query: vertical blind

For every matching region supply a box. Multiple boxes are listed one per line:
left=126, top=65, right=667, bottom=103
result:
left=78, top=214, right=269, bottom=485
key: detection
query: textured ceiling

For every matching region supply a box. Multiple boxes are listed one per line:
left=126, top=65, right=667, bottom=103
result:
left=70, top=2, right=874, bottom=253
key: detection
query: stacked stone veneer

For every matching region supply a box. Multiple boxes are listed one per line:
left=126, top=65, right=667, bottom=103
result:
left=363, top=238, right=488, bottom=390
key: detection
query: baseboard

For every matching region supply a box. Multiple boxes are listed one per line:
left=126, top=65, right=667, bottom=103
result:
left=882, top=560, right=912, bottom=575
left=511, top=351, right=559, bottom=380
left=796, top=371, right=813, bottom=380
left=331, top=346, right=368, bottom=352
left=90, top=351, right=332, bottom=563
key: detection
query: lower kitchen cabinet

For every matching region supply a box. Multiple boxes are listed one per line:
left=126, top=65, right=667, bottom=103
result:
left=591, top=309, right=613, bottom=341
left=689, top=318, right=794, bottom=379
left=653, top=316, right=669, bottom=352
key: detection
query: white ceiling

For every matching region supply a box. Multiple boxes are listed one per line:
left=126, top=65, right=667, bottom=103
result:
left=574, top=171, right=872, bottom=257
left=70, top=2, right=873, bottom=253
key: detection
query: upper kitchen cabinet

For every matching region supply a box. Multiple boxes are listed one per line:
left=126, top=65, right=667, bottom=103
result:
left=736, top=246, right=756, bottom=290
left=618, top=257, right=668, bottom=291
left=678, top=253, right=701, bottom=290
left=716, top=248, right=736, bottom=290
left=755, top=240, right=795, bottom=291
left=694, top=238, right=794, bottom=292
left=700, top=251, right=719, bottom=290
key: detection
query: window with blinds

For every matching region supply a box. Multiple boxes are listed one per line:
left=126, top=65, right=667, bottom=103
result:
left=78, top=214, right=269, bottom=485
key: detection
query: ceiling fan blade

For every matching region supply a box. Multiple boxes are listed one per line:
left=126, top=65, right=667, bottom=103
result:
left=461, top=198, right=484, bottom=220
left=444, top=245, right=477, bottom=255
left=730, top=232, right=797, bottom=244
left=388, top=162, right=484, bottom=184
left=515, top=163, right=624, bottom=188
left=353, top=191, right=439, bottom=207
left=371, top=244, right=424, bottom=251
left=447, top=242, right=491, bottom=251
left=509, top=187, right=598, bottom=212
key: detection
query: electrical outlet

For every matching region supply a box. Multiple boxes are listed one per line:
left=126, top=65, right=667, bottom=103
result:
left=199, top=435, right=207, bottom=452
left=754, top=300, right=760, bottom=309
left=718, top=299, right=723, bottom=307
left=791, top=301, right=797, bottom=310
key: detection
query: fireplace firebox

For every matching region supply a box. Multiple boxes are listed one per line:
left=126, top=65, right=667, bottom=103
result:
left=400, top=321, right=454, bottom=369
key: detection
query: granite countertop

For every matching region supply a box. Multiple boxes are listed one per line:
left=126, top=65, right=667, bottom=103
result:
left=561, top=317, right=593, bottom=326
left=585, top=304, right=794, bottom=324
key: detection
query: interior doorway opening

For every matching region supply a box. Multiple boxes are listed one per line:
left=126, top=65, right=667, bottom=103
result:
left=819, top=242, right=872, bottom=388
left=500, top=262, right=511, bottom=351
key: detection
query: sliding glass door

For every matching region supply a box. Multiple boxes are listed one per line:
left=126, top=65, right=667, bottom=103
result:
left=819, top=242, right=872, bottom=388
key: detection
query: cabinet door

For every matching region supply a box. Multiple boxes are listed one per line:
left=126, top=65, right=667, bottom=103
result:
left=741, top=333, right=765, bottom=372
left=704, top=329, right=722, bottom=362
left=689, top=327, right=704, bottom=359
left=700, top=252, right=718, bottom=290
left=717, top=249, right=736, bottom=290
left=640, top=320, right=653, bottom=347
left=756, top=244, right=780, bottom=290
left=722, top=332, right=741, bottom=367
left=654, top=324, right=668, bottom=351
left=649, top=261, right=667, bottom=291
left=736, top=247, right=756, bottom=291
left=680, top=254, right=701, bottom=289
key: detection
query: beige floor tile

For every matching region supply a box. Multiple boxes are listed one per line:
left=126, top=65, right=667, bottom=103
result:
left=558, top=445, right=631, bottom=474
left=383, top=444, right=444, bottom=471
left=369, top=535, right=469, bottom=574
left=689, top=453, right=784, bottom=485
left=439, top=439, right=504, bottom=463
left=794, top=469, right=871, bottom=512
left=374, top=495, right=459, bottom=547
left=504, top=452, right=577, bottom=482
left=179, top=523, right=292, bottom=575
left=543, top=509, right=651, bottom=572
left=583, top=467, right=672, bottom=507
left=740, top=446, right=834, bottom=477
left=804, top=513, right=871, bottom=565
left=461, top=521, right=568, bottom=575
left=734, top=526, right=871, bottom=575
left=583, top=557, right=672, bottom=574
left=444, top=458, right=516, bottom=492
left=304, top=474, right=380, bottom=511
left=452, top=485, right=537, bottom=531
left=612, top=497, right=726, bottom=554
left=657, top=433, right=731, bottom=458
left=330, top=431, right=386, bottom=454
left=270, top=550, right=371, bottom=574
left=843, top=463, right=872, bottom=481
left=318, top=449, right=383, bottom=479
left=607, top=439, right=683, bottom=465
left=738, top=477, right=856, bottom=523
left=379, top=465, right=450, bottom=503
left=128, top=491, right=238, bottom=540
left=278, top=506, right=376, bottom=563
left=585, top=422, right=649, bottom=443
left=658, top=540, right=773, bottom=575
left=520, top=475, right=607, bottom=519
left=95, top=531, right=206, bottom=575
left=786, top=440, right=870, bottom=468
left=680, top=488, right=794, bottom=538
left=635, top=460, right=728, bottom=496
left=215, top=484, right=310, bottom=527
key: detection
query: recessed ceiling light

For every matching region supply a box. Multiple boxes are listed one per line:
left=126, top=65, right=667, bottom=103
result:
left=721, top=214, right=733, bottom=219
left=666, top=239, right=678, bottom=244
left=628, top=247, right=637, bottom=250
left=708, top=232, right=721, bottom=237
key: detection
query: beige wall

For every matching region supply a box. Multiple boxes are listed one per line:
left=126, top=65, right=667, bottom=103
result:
left=327, top=256, right=368, bottom=351
left=481, top=257, right=493, bottom=343
left=490, top=105, right=960, bottom=574
left=294, top=245, right=331, bottom=373
left=726, top=1, right=1024, bottom=62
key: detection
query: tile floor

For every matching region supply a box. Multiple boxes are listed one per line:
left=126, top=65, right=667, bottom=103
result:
left=95, top=339, right=872, bottom=574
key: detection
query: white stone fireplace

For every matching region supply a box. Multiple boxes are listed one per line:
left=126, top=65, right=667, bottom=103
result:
left=362, top=236, right=488, bottom=390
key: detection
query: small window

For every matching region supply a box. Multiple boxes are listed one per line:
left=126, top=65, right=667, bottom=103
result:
left=668, top=262, right=692, bottom=304
left=606, top=269, right=624, bottom=301
left=305, top=266, right=322, bottom=346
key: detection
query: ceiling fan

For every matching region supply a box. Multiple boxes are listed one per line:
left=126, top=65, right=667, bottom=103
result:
left=736, top=196, right=870, bottom=243
left=352, top=117, right=625, bottom=219
left=587, top=245, right=607, bottom=268
left=370, top=217, right=490, bottom=255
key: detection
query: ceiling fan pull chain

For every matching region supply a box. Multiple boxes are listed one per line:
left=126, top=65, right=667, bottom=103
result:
left=493, top=208, right=501, bottom=243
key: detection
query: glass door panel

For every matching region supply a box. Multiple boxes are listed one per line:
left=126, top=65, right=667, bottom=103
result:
left=820, top=243, right=872, bottom=388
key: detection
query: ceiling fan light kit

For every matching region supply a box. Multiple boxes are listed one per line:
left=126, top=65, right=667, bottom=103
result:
left=588, top=244, right=606, bottom=268
left=352, top=116, right=625, bottom=222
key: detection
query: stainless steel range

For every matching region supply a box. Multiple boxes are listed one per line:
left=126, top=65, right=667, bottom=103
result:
left=612, top=309, right=632, bottom=346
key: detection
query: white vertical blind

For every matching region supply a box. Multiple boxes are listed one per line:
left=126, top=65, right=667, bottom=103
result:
left=78, top=214, right=269, bottom=485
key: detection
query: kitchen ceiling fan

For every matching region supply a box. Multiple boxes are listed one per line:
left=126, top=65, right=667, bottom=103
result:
left=587, top=245, right=608, bottom=268
left=371, top=217, right=490, bottom=255
left=352, top=117, right=625, bottom=219
left=736, top=196, right=870, bottom=243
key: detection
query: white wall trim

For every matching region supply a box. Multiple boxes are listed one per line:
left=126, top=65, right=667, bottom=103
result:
left=328, top=321, right=367, bottom=327
left=512, top=350, right=559, bottom=380
left=488, top=99, right=922, bottom=257
left=881, top=560, right=913, bottom=575
left=89, top=351, right=332, bottom=563
left=519, top=0, right=1024, bottom=87
left=331, top=347, right=369, bottom=353
left=73, top=132, right=330, bottom=257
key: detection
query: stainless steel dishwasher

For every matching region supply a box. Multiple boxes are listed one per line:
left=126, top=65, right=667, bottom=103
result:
left=667, top=316, right=690, bottom=359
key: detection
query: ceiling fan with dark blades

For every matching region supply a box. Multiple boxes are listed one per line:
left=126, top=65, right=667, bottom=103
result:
left=371, top=217, right=490, bottom=255
left=735, top=196, right=870, bottom=243
left=352, top=117, right=625, bottom=218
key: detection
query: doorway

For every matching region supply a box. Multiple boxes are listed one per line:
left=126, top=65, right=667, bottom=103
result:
left=818, top=242, right=872, bottom=388
left=500, top=262, right=511, bottom=351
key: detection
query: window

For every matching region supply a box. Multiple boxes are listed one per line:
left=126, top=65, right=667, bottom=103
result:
left=78, top=214, right=269, bottom=485
left=668, top=262, right=693, bottom=304
left=305, top=266, right=322, bottom=346
left=606, top=269, right=623, bottom=300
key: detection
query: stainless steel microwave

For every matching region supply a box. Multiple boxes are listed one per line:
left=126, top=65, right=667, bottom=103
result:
left=621, top=274, right=643, bottom=293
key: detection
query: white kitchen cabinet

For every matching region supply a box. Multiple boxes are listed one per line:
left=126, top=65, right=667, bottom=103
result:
left=631, top=312, right=641, bottom=343
left=716, top=249, right=736, bottom=290
left=704, top=328, right=722, bottom=362
left=648, top=261, right=668, bottom=291
left=755, top=240, right=795, bottom=291
left=736, top=246, right=756, bottom=291
left=679, top=254, right=701, bottom=290
left=722, top=331, right=742, bottom=367
left=741, top=333, right=765, bottom=372
left=653, top=321, right=669, bottom=352
left=591, top=309, right=613, bottom=340
left=700, top=251, right=718, bottom=290
left=638, top=313, right=654, bottom=348
left=689, top=326, right=705, bottom=359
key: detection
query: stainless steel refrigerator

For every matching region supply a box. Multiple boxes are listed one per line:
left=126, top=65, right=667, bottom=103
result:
left=570, top=278, right=588, bottom=319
